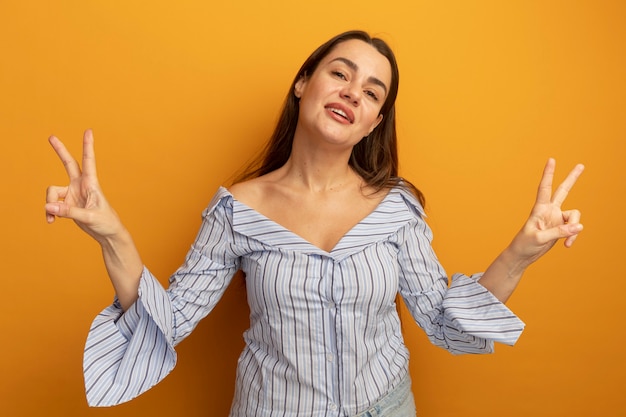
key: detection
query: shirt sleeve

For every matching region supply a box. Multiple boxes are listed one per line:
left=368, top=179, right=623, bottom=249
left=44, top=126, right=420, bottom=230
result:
left=83, top=190, right=241, bottom=406
left=396, top=194, right=525, bottom=355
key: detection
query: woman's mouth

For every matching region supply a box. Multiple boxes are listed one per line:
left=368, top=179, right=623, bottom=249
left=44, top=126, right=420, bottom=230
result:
left=325, top=104, right=354, bottom=124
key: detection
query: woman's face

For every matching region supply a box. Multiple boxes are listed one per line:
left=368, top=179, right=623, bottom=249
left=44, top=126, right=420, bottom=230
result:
left=294, top=39, right=392, bottom=149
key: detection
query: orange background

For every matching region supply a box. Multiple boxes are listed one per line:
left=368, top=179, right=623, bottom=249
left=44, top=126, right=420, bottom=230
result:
left=1, top=1, right=624, bottom=416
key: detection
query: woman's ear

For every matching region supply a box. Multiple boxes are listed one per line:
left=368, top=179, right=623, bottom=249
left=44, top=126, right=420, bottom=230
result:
left=368, top=114, right=384, bottom=135
left=294, top=75, right=307, bottom=98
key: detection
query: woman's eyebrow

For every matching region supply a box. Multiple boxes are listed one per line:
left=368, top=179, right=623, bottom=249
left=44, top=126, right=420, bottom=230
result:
left=330, top=57, right=388, bottom=96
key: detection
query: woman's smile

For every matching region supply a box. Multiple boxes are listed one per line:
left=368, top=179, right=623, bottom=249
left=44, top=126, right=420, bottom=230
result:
left=325, top=103, right=354, bottom=124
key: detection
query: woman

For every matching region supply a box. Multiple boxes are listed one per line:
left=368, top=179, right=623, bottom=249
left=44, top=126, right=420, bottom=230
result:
left=45, top=30, right=584, bottom=416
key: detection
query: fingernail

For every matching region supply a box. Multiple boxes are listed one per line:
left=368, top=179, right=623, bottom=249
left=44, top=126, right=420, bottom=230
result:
left=45, top=204, right=59, bottom=214
left=569, top=223, right=583, bottom=233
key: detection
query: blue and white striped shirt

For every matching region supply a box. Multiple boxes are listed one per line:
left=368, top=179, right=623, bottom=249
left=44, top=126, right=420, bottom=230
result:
left=83, top=186, right=524, bottom=416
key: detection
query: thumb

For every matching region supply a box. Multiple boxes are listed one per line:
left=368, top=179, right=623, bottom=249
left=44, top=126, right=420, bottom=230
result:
left=45, top=202, right=91, bottom=223
left=537, top=223, right=583, bottom=244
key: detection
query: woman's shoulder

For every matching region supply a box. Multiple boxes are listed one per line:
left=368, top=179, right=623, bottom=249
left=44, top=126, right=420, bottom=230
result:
left=392, top=182, right=426, bottom=216
left=227, top=174, right=278, bottom=208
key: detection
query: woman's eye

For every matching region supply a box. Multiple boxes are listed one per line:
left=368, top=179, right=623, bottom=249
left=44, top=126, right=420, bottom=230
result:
left=332, top=71, right=347, bottom=80
left=365, top=90, right=379, bottom=101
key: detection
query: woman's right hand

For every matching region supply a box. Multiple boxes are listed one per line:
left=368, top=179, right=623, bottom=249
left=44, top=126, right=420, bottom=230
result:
left=45, top=129, right=124, bottom=243
left=46, top=129, right=143, bottom=309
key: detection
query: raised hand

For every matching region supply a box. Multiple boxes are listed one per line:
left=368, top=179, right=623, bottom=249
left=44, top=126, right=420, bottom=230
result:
left=45, top=129, right=124, bottom=243
left=46, top=129, right=143, bottom=308
left=511, top=158, right=585, bottom=266
left=478, top=158, right=584, bottom=303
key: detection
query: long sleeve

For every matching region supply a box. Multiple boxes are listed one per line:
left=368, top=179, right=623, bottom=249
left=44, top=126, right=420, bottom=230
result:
left=83, top=270, right=177, bottom=406
left=396, top=191, right=525, bottom=354
left=83, top=188, right=242, bottom=406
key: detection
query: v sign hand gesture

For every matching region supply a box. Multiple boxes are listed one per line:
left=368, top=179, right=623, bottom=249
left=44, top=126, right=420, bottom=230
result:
left=512, top=158, right=585, bottom=262
left=478, top=158, right=584, bottom=303
left=45, top=129, right=123, bottom=242
left=45, top=129, right=142, bottom=310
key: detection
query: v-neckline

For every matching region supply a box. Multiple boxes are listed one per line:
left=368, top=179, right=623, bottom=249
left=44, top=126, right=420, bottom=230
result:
left=226, top=186, right=397, bottom=254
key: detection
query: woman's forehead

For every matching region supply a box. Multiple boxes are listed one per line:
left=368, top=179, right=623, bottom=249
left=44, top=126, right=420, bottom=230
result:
left=320, top=39, right=392, bottom=84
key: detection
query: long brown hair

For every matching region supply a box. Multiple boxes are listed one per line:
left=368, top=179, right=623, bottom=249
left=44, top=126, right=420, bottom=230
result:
left=233, top=30, right=425, bottom=207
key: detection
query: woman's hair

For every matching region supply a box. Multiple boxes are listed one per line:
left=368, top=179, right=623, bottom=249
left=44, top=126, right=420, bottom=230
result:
left=233, top=30, right=425, bottom=207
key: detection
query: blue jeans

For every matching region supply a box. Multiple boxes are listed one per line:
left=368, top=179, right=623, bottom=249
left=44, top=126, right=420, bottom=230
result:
left=354, top=376, right=417, bottom=417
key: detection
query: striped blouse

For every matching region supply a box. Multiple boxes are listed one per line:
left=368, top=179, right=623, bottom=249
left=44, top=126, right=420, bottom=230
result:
left=83, top=186, right=525, bottom=416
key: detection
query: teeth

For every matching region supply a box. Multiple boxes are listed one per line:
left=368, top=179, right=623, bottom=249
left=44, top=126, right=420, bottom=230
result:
left=331, top=108, right=349, bottom=120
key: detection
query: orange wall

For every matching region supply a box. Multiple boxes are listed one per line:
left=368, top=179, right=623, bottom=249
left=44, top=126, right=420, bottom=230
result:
left=1, top=1, right=624, bottom=416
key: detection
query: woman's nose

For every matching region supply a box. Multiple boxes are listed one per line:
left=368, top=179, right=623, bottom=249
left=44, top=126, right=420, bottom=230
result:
left=341, top=84, right=361, bottom=106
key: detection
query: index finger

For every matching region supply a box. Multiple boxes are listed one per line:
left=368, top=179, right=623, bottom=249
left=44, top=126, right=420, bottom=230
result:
left=552, top=162, right=585, bottom=207
left=48, top=135, right=82, bottom=180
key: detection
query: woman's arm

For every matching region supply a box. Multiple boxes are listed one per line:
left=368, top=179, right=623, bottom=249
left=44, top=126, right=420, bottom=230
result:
left=478, top=158, right=584, bottom=303
left=45, top=129, right=142, bottom=310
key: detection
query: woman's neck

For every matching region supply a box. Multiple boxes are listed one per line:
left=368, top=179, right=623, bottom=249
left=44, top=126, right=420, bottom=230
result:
left=278, top=135, right=360, bottom=193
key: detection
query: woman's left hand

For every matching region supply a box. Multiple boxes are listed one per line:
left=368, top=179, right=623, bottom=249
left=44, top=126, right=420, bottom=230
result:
left=510, top=158, right=585, bottom=266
